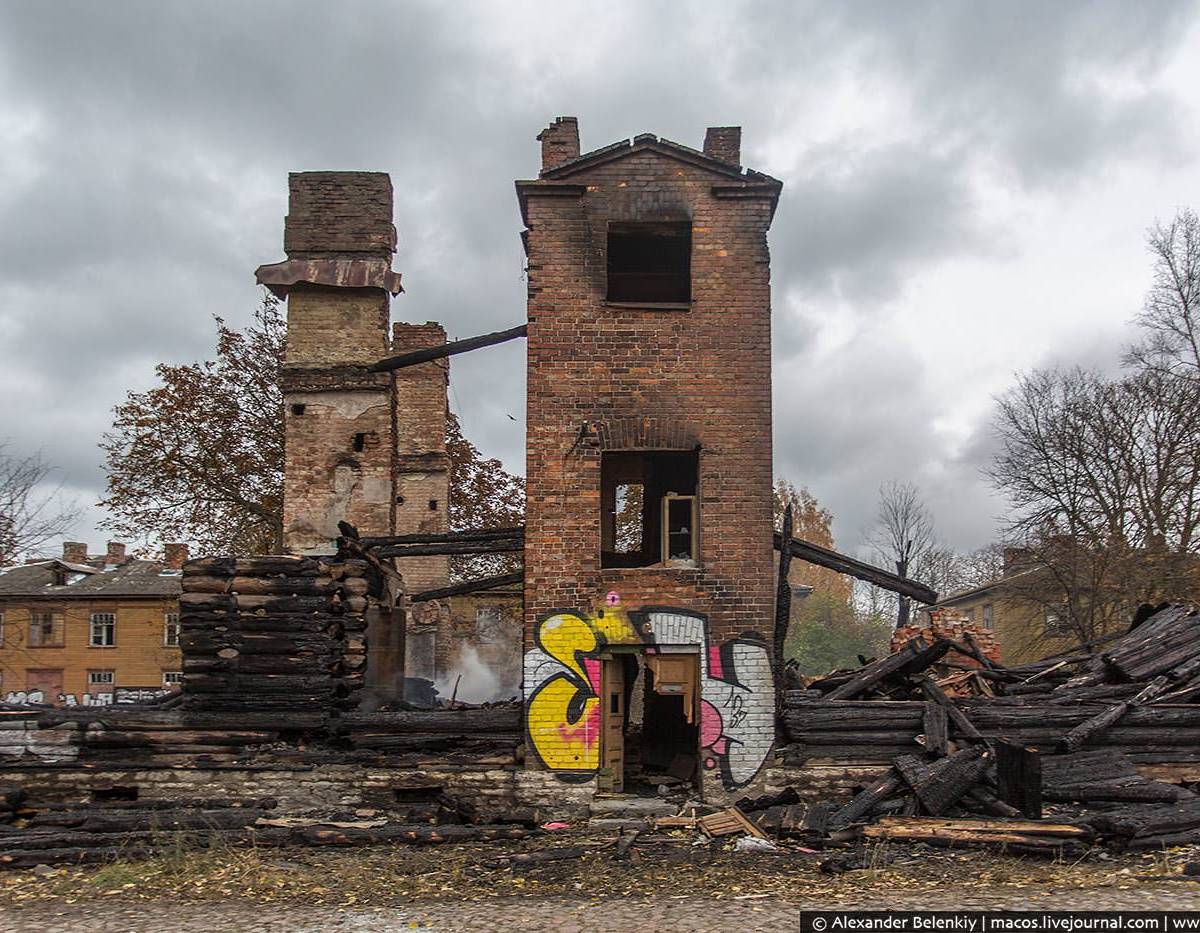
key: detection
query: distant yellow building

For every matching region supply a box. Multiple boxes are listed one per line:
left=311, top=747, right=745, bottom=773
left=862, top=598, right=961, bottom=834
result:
left=920, top=569, right=1122, bottom=666
left=0, top=541, right=184, bottom=706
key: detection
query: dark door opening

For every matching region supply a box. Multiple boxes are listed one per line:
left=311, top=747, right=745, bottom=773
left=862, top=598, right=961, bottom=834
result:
left=600, top=651, right=700, bottom=795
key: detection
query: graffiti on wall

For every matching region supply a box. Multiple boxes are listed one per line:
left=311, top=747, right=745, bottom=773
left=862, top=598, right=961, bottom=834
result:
left=3, top=688, right=170, bottom=707
left=523, top=606, right=773, bottom=789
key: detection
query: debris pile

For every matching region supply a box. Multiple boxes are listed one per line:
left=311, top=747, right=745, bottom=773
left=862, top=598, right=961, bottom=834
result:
left=728, top=604, right=1200, bottom=857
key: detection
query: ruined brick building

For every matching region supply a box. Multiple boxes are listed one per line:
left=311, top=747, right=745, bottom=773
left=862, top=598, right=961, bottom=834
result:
left=246, top=118, right=789, bottom=797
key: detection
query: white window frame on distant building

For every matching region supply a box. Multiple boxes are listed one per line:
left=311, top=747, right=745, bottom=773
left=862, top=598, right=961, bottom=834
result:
left=162, top=671, right=183, bottom=687
left=163, top=611, right=180, bottom=647
left=87, top=669, right=115, bottom=687
left=89, top=612, right=116, bottom=647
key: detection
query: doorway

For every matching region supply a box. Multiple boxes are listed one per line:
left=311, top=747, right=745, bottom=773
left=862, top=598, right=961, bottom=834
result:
left=599, top=650, right=700, bottom=795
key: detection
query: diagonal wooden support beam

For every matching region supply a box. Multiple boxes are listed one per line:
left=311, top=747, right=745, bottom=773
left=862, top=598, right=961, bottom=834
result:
left=368, top=323, right=527, bottom=373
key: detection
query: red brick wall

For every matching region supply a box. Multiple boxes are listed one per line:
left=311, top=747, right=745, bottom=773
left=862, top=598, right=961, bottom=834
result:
left=522, top=148, right=777, bottom=647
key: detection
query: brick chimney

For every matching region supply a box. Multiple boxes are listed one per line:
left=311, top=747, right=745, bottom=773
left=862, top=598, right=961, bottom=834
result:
left=703, top=126, right=741, bottom=166
left=105, top=541, right=127, bottom=565
left=538, top=117, right=580, bottom=172
left=164, top=543, right=189, bottom=571
left=62, top=541, right=88, bottom=564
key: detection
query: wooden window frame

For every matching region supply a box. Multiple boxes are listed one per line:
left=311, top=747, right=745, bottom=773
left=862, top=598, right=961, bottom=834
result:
left=29, top=610, right=65, bottom=648
left=163, top=611, right=180, bottom=647
left=89, top=612, right=117, bottom=648
left=661, top=493, right=699, bottom=564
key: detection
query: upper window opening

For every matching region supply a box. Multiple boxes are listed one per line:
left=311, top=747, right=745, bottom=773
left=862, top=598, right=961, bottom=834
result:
left=601, top=450, right=698, bottom=568
left=607, top=222, right=691, bottom=304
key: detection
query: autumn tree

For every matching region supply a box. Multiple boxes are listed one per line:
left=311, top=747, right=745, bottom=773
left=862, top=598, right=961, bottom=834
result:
left=773, top=478, right=852, bottom=605
left=446, top=412, right=525, bottom=579
left=102, top=294, right=525, bottom=563
left=0, top=443, right=79, bottom=566
left=101, top=295, right=286, bottom=555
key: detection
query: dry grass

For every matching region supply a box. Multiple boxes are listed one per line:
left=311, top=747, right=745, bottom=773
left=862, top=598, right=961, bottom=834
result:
left=0, top=831, right=1192, bottom=909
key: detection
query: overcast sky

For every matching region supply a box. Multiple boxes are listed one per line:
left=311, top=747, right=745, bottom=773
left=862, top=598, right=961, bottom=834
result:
left=1, top=1, right=1198, bottom=560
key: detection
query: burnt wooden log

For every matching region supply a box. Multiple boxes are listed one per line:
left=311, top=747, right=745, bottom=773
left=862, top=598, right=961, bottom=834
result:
left=960, top=787, right=1023, bottom=819
left=923, top=703, right=949, bottom=756
left=341, top=708, right=522, bottom=733
left=410, top=571, right=525, bottom=603
left=0, top=846, right=154, bottom=869
left=1085, top=799, right=1200, bottom=840
left=901, top=745, right=991, bottom=816
left=368, top=323, right=528, bottom=373
left=785, top=731, right=921, bottom=747
left=28, top=808, right=267, bottom=833
left=773, top=533, right=938, bottom=604
left=735, top=786, right=800, bottom=814
left=823, top=638, right=948, bottom=701
left=828, top=770, right=903, bottom=829
left=372, top=539, right=524, bottom=559
left=773, top=504, right=794, bottom=711
left=995, top=740, right=1041, bottom=819
left=916, top=676, right=983, bottom=742
left=292, top=822, right=535, bottom=846
left=1043, top=783, right=1189, bottom=804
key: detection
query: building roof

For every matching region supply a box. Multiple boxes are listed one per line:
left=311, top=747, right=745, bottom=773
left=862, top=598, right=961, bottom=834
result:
left=923, top=569, right=1037, bottom=611
left=515, top=132, right=784, bottom=227
left=0, top=559, right=181, bottom=600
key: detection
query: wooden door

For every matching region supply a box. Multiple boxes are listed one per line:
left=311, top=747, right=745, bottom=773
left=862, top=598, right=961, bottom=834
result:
left=601, top=657, right=626, bottom=793
left=26, top=669, right=63, bottom=704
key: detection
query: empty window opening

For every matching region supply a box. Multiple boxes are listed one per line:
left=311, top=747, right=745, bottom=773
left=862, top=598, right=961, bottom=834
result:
left=607, top=222, right=691, bottom=304
left=291, top=403, right=306, bottom=416
left=601, top=450, right=698, bottom=568
left=353, top=432, right=367, bottom=452
left=428, top=499, right=438, bottom=511
left=92, top=786, right=138, bottom=802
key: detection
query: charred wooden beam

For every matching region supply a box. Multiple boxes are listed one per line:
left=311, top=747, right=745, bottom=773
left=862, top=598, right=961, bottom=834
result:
left=410, top=571, right=525, bottom=603
left=372, top=539, right=524, bottom=559
left=360, top=527, right=526, bottom=548
left=368, top=324, right=528, bottom=373
left=995, top=740, right=1041, bottom=819
left=773, top=532, right=938, bottom=604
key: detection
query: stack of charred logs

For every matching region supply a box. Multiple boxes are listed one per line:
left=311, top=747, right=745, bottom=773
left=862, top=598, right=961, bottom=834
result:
left=0, top=790, right=538, bottom=869
left=178, top=556, right=372, bottom=719
left=778, top=604, right=1200, bottom=855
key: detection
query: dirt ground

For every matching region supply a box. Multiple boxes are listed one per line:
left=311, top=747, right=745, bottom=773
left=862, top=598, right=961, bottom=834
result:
left=0, top=832, right=1197, bottom=932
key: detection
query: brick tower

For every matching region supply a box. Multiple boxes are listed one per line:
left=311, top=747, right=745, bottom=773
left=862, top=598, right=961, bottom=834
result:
left=255, top=172, right=451, bottom=639
left=517, top=120, right=783, bottom=796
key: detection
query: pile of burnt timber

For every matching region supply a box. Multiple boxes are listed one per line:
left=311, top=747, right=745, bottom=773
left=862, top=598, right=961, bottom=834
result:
left=179, top=556, right=372, bottom=719
left=0, top=789, right=539, bottom=869
left=774, top=604, right=1200, bottom=854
